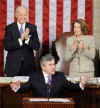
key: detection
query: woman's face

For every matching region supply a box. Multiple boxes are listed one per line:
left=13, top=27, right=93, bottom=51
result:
left=74, top=22, right=82, bottom=37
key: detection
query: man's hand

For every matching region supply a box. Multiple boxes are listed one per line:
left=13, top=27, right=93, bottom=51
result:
left=20, top=32, right=26, bottom=40
left=20, top=28, right=30, bottom=40
left=24, top=28, right=30, bottom=40
left=10, top=81, right=21, bottom=92
left=80, top=74, right=88, bottom=87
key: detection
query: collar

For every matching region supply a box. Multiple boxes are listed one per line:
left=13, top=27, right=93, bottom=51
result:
left=42, top=71, right=50, bottom=78
left=17, top=22, right=26, bottom=31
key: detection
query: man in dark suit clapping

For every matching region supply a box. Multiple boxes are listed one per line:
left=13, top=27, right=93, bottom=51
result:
left=3, top=6, right=40, bottom=77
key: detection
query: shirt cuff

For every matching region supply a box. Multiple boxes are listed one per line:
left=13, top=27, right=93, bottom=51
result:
left=13, top=85, right=20, bottom=93
left=25, top=38, right=30, bottom=45
left=79, top=83, right=84, bottom=90
left=18, top=38, right=23, bottom=46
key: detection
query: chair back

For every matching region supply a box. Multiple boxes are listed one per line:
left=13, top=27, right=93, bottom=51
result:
left=52, top=32, right=73, bottom=75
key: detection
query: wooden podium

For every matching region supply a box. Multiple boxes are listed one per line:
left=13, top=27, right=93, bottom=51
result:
left=22, top=97, right=75, bottom=108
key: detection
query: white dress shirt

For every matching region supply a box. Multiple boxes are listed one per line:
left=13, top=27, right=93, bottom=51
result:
left=17, top=22, right=30, bottom=46
left=42, top=71, right=51, bottom=84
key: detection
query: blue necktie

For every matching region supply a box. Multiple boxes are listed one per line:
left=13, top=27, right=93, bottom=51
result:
left=48, top=75, right=52, bottom=86
left=20, top=24, right=24, bottom=35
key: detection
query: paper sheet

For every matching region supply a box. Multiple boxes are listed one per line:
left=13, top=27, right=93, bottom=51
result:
left=11, top=76, right=30, bottom=83
left=28, top=98, right=71, bottom=103
left=49, top=98, right=71, bottom=102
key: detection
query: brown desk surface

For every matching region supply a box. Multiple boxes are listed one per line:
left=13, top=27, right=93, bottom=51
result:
left=86, top=84, right=100, bottom=88
left=0, top=83, right=9, bottom=87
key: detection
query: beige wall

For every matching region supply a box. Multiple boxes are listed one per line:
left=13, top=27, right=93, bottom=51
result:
left=93, top=0, right=100, bottom=49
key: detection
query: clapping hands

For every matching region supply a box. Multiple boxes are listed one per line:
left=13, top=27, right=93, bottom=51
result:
left=20, top=28, right=30, bottom=40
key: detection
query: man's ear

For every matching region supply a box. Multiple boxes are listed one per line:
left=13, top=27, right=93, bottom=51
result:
left=15, top=12, right=18, bottom=19
left=41, top=64, right=46, bottom=71
left=15, top=14, right=18, bottom=19
left=41, top=64, right=44, bottom=69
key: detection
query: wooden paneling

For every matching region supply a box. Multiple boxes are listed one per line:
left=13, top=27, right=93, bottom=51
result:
left=1, top=84, right=100, bottom=108
left=23, top=98, right=75, bottom=108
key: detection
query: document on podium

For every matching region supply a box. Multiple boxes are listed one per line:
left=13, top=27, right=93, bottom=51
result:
left=29, top=98, right=48, bottom=102
left=11, top=76, right=30, bottom=83
left=0, top=76, right=30, bottom=84
left=28, top=98, right=71, bottom=103
left=0, top=77, right=13, bottom=83
left=49, top=98, right=71, bottom=103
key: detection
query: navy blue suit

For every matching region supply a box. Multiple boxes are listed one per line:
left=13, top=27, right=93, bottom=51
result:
left=17, top=71, right=81, bottom=98
left=3, top=22, right=40, bottom=76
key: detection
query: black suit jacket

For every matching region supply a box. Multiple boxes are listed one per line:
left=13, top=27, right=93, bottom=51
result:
left=3, top=22, right=40, bottom=76
left=17, top=71, right=81, bottom=98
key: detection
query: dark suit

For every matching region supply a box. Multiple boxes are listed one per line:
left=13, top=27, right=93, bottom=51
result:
left=17, top=71, right=81, bottom=98
left=3, top=22, right=40, bottom=76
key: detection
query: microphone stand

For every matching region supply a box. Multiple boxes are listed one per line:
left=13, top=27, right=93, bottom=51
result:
left=47, top=84, right=51, bottom=102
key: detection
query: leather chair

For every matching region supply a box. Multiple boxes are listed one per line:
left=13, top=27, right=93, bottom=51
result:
left=51, top=32, right=73, bottom=75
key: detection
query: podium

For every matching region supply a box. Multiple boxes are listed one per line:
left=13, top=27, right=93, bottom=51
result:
left=23, top=97, right=75, bottom=108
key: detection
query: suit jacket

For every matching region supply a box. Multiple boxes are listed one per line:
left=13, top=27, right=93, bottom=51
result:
left=65, top=35, right=95, bottom=77
left=3, top=22, right=40, bottom=76
left=17, top=71, right=81, bottom=98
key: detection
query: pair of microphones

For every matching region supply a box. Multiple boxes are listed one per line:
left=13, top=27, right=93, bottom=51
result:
left=47, top=83, right=51, bottom=98
left=47, top=81, right=51, bottom=100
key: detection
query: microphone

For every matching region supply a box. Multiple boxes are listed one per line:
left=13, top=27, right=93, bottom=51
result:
left=47, top=83, right=51, bottom=101
left=47, top=75, right=52, bottom=101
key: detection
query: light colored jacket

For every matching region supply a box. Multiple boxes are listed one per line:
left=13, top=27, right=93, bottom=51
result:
left=65, top=35, right=96, bottom=78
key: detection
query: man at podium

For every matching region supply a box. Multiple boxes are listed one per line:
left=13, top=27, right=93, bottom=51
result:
left=10, top=54, right=88, bottom=98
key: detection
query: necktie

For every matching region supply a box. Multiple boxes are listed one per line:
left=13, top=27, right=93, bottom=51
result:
left=48, top=75, right=52, bottom=86
left=20, top=24, right=24, bottom=35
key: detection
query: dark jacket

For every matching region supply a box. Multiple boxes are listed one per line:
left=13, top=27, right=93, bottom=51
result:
left=17, top=71, right=81, bottom=98
left=3, top=22, right=40, bottom=76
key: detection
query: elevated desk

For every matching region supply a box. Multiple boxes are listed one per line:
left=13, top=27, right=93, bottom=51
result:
left=23, top=97, right=75, bottom=108
left=85, top=84, right=100, bottom=108
left=0, top=83, right=9, bottom=108
left=0, top=83, right=32, bottom=108
left=0, top=83, right=100, bottom=108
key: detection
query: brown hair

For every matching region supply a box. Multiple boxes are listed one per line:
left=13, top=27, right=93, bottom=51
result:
left=72, top=19, right=88, bottom=35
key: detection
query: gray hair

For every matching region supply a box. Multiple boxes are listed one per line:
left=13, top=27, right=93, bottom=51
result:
left=15, top=5, right=27, bottom=15
left=40, top=54, right=55, bottom=66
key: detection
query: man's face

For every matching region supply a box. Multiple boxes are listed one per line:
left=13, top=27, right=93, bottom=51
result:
left=16, top=8, right=27, bottom=24
left=42, top=59, right=56, bottom=75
